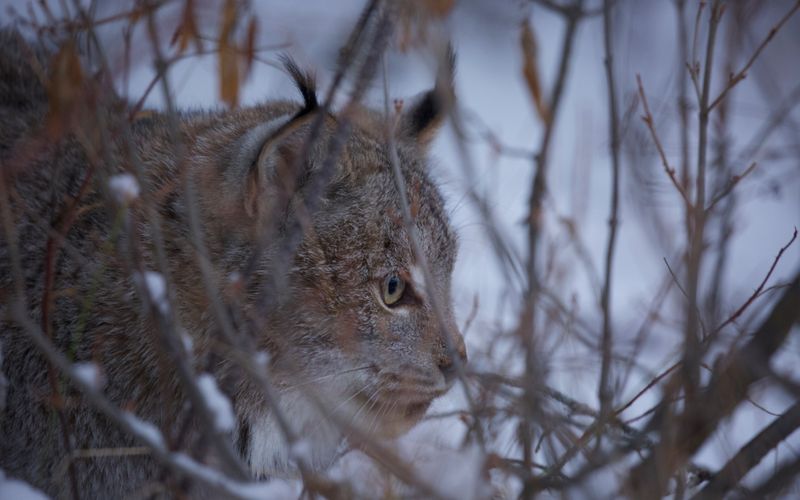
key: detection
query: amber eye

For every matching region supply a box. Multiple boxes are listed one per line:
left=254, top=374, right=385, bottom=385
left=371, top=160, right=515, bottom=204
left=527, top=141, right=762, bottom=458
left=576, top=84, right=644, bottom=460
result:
left=382, top=275, right=406, bottom=306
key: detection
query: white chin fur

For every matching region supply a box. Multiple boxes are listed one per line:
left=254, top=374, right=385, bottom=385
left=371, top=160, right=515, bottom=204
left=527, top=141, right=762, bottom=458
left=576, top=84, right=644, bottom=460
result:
left=245, top=390, right=342, bottom=478
left=244, top=385, right=425, bottom=478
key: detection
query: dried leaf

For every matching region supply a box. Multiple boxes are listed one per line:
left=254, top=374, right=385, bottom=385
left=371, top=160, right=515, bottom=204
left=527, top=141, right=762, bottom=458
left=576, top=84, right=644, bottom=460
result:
left=520, top=22, right=550, bottom=124
left=128, top=5, right=143, bottom=24
left=218, top=0, right=239, bottom=107
left=172, top=0, right=199, bottom=55
left=243, top=17, right=258, bottom=78
left=420, top=0, right=455, bottom=17
left=45, top=42, right=84, bottom=137
left=396, top=0, right=455, bottom=51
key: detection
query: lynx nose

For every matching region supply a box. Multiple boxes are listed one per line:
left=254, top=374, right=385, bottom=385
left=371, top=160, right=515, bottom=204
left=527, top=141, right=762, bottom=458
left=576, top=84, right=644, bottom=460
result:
left=437, top=336, right=468, bottom=385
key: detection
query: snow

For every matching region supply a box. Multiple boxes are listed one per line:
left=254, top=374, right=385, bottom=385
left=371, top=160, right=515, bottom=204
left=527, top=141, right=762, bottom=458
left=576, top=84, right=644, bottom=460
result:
left=138, top=271, right=169, bottom=314
left=289, top=439, right=313, bottom=466
left=327, top=399, right=490, bottom=499
left=253, top=351, right=271, bottom=368
left=409, top=264, right=428, bottom=300
left=0, top=341, right=6, bottom=412
left=0, top=371, right=5, bottom=412
left=0, top=469, right=50, bottom=500
left=181, top=332, right=194, bottom=355
left=108, top=173, right=140, bottom=204
left=197, top=374, right=235, bottom=433
left=121, top=412, right=165, bottom=450
left=72, top=362, right=104, bottom=390
left=415, top=444, right=489, bottom=500
left=171, top=453, right=302, bottom=499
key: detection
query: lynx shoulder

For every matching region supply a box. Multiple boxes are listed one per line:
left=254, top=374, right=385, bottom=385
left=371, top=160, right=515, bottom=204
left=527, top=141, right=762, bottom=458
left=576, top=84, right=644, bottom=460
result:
left=0, top=30, right=465, bottom=498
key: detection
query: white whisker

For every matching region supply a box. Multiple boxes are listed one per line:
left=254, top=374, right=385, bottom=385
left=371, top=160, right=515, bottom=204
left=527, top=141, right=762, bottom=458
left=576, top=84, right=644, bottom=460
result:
left=281, top=365, right=373, bottom=392
left=350, top=383, right=383, bottom=427
left=329, top=383, right=371, bottom=415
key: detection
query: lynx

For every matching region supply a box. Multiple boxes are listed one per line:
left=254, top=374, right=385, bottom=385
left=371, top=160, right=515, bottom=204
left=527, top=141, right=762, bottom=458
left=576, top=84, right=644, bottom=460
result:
left=0, top=29, right=465, bottom=498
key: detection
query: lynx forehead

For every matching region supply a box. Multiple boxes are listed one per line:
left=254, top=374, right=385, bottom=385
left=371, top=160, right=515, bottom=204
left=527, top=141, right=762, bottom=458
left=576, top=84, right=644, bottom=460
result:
left=0, top=30, right=466, bottom=497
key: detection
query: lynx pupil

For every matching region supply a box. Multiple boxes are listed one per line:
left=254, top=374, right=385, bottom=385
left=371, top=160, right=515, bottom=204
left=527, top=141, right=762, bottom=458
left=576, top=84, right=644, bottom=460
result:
left=383, top=275, right=405, bottom=306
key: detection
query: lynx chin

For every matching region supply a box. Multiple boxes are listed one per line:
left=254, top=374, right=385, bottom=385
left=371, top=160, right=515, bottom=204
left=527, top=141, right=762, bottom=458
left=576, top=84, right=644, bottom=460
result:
left=0, top=30, right=466, bottom=497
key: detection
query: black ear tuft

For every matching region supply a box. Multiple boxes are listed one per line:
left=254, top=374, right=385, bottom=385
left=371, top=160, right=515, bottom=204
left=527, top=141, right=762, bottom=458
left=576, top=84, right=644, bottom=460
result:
left=442, top=44, right=457, bottom=89
left=279, top=54, right=318, bottom=115
left=408, top=91, right=440, bottom=136
left=400, top=46, right=456, bottom=147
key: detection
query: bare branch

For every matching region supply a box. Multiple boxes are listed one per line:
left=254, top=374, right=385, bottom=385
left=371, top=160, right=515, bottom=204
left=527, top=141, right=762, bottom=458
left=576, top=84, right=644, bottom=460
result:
left=708, top=0, right=800, bottom=111
left=635, top=74, right=693, bottom=208
left=8, top=303, right=283, bottom=500
left=710, top=227, right=798, bottom=338
left=749, top=455, right=800, bottom=498
left=704, top=161, right=757, bottom=213
left=694, top=401, right=800, bottom=499
left=598, top=0, right=621, bottom=426
left=626, top=269, right=800, bottom=497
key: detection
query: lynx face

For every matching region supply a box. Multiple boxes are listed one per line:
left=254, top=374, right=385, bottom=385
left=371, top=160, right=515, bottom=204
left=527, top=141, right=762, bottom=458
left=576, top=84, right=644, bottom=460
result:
left=287, top=134, right=465, bottom=436
left=228, top=66, right=466, bottom=475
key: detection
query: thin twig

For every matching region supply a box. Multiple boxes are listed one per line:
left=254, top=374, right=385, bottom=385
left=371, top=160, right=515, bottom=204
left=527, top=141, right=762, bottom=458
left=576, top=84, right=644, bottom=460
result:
left=9, top=303, right=283, bottom=500
left=683, top=0, right=722, bottom=409
left=614, top=362, right=680, bottom=417
left=613, top=228, right=797, bottom=438
left=530, top=0, right=605, bottom=18
left=747, top=454, right=800, bottom=498
left=675, top=0, right=691, bottom=194
left=138, top=9, right=249, bottom=480
left=711, top=227, right=798, bottom=336
left=688, top=0, right=706, bottom=101
left=708, top=0, right=800, bottom=111
left=381, top=55, right=485, bottom=447
left=635, top=74, right=693, bottom=208
left=598, top=0, right=621, bottom=427
left=705, top=161, right=756, bottom=213
left=626, top=269, right=800, bottom=497
left=521, top=4, right=583, bottom=489
left=664, top=257, right=707, bottom=337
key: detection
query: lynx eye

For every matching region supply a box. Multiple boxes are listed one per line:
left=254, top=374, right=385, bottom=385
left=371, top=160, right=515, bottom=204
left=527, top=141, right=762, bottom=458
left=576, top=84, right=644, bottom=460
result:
left=382, top=275, right=406, bottom=306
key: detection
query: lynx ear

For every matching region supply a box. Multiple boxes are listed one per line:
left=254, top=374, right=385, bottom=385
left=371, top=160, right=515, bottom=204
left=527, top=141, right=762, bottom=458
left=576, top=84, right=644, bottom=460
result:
left=398, top=49, right=455, bottom=147
left=238, top=114, right=313, bottom=219
left=230, top=57, right=319, bottom=219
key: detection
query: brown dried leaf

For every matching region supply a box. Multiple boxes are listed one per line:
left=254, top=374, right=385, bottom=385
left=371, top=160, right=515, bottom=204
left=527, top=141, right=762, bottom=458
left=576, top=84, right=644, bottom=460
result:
left=520, top=22, right=550, bottom=124
left=172, top=0, right=199, bottom=55
left=243, top=17, right=258, bottom=78
left=419, top=0, right=455, bottom=17
left=128, top=6, right=143, bottom=24
left=396, top=0, right=455, bottom=51
left=219, top=47, right=239, bottom=108
left=45, top=42, right=84, bottom=137
left=218, top=0, right=239, bottom=107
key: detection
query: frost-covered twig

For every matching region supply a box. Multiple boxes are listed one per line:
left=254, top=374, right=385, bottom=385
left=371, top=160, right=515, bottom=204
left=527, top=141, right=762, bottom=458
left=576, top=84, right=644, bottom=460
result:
left=8, top=302, right=288, bottom=500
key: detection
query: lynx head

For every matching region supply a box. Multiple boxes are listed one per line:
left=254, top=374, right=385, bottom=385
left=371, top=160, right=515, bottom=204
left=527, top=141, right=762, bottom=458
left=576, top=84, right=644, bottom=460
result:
left=221, top=60, right=465, bottom=474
